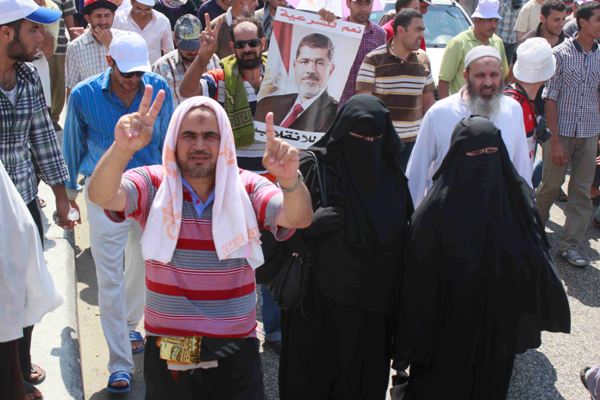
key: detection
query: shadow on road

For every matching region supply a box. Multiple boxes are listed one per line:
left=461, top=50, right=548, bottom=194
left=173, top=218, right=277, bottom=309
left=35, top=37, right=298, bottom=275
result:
left=76, top=247, right=99, bottom=306
left=508, top=350, right=565, bottom=400
left=50, top=327, right=84, bottom=400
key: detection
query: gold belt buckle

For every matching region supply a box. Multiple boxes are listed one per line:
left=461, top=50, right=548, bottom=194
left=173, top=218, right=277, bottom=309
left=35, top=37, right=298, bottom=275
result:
left=156, top=336, right=202, bottom=364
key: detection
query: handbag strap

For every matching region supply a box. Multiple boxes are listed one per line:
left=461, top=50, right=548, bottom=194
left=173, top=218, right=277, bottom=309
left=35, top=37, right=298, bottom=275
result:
left=305, top=151, right=327, bottom=207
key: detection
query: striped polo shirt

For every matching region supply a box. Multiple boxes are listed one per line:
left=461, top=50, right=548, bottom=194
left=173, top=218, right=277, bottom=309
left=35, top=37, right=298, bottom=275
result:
left=106, top=165, right=293, bottom=338
left=357, top=44, right=435, bottom=142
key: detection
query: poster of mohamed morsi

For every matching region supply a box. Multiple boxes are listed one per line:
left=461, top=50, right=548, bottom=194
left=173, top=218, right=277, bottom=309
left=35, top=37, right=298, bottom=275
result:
left=254, top=8, right=363, bottom=149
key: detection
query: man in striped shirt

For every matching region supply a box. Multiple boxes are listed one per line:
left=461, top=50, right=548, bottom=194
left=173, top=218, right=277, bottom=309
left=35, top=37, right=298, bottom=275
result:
left=87, top=91, right=312, bottom=399
left=357, top=8, right=435, bottom=169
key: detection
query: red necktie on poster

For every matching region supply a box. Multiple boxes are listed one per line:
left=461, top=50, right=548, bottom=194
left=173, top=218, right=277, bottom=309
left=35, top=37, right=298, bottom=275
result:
left=280, top=104, right=304, bottom=128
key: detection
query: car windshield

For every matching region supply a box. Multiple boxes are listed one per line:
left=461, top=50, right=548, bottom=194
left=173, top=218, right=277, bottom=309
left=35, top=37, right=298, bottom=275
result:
left=424, top=5, right=471, bottom=47
left=369, top=3, right=471, bottom=48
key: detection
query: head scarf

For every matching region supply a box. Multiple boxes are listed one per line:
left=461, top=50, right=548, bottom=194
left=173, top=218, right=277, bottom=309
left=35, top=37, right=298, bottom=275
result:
left=396, top=116, right=570, bottom=369
left=313, top=94, right=410, bottom=251
left=140, top=96, right=264, bottom=268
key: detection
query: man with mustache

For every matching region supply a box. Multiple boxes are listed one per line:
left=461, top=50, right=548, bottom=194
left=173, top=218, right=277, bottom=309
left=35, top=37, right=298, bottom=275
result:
left=0, top=0, right=73, bottom=398
left=65, top=0, right=126, bottom=97
left=152, top=14, right=221, bottom=107
left=406, top=45, right=532, bottom=207
left=254, top=33, right=338, bottom=133
left=437, top=0, right=509, bottom=98
left=62, top=32, right=173, bottom=393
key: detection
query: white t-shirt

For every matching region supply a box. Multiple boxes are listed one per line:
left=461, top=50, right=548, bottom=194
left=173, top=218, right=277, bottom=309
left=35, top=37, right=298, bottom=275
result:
left=406, top=91, right=532, bottom=207
left=0, top=84, right=18, bottom=106
left=514, top=0, right=543, bottom=34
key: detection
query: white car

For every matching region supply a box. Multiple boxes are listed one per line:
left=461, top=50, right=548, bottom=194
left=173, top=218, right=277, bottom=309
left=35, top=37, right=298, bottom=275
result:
left=369, top=0, right=473, bottom=85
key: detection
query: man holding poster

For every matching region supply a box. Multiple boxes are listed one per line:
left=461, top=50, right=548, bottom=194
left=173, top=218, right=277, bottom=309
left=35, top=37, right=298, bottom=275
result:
left=253, top=8, right=364, bottom=149
left=254, top=33, right=338, bottom=132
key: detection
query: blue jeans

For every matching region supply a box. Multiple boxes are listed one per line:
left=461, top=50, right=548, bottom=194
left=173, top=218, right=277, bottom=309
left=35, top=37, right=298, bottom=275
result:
left=260, top=285, right=281, bottom=342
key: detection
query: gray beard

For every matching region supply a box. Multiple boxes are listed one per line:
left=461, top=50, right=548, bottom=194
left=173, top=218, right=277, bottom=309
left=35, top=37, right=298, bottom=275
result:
left=465, top=81, right=504, bottom=119
left=466, top=92, right=503, bottom=119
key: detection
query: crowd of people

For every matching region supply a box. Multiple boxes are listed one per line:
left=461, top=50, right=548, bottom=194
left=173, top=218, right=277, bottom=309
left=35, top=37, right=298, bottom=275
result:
left=0, top=0, right=599, bottom=396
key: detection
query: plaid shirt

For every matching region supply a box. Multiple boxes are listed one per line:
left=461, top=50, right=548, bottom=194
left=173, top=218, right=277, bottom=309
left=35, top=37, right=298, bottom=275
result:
left=543, top=38, right=600, bottom=138
left=338, top=20, right=386, bottom=108
left=65, top=28, right=126, bottom=89
left=0, top=63, right=69, bottom=203
left=496, top=0, right=519, bottom=44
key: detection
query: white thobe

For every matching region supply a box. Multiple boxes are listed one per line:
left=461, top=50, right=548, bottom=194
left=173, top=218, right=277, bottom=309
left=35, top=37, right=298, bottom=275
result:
left=406, top=91, right=532, bottom=208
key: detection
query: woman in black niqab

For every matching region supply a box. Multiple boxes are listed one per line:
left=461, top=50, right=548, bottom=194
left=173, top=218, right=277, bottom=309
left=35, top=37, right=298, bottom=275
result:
left=279, top=95, right=413, bottom=400
left=395, top=116, right=570, bottom=400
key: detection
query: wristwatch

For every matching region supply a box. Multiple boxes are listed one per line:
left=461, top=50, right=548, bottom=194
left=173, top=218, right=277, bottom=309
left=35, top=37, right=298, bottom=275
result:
left=277, top=170, right=304, bottom=193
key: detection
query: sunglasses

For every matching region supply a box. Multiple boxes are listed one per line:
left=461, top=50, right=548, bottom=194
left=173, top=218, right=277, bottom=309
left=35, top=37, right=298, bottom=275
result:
left=114, top=62, right=145, bottom=79
left=233, top=38, right=261, bottom=49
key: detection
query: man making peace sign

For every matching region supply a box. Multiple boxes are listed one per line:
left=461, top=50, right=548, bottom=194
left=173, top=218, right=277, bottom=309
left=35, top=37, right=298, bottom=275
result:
left=87, top=88, right=312, bottom=399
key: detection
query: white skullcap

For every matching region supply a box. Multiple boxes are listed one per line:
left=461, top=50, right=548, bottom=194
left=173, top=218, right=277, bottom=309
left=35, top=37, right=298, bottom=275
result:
left=464, top=45, right=502, bottom=68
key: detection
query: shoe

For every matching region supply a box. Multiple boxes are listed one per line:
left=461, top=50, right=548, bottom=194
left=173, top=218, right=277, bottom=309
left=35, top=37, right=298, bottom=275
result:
left=107, top=371, right=131, bottom=394
left=129, top=330, right=145, bottom=354
left=560, top=248, right=588, bottom=268
left=557, top=189, right=568, bottom=202
left=24, top=363, right=46, bottom=384
left=580, top=367, right=590, bottom=390
left=24, top=381, right=43, bottom=399
left=263, top=339, right=281, bottom=354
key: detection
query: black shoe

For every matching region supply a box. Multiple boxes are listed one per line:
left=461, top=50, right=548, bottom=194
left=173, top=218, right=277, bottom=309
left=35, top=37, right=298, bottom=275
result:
left=263, top=340, right=281, bottom=354
left=557, top=189, right=568, bottom=202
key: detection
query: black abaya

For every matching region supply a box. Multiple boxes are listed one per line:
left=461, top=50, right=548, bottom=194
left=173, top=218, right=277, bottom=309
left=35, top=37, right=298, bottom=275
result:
left=395, top=116, right=571, bottom=398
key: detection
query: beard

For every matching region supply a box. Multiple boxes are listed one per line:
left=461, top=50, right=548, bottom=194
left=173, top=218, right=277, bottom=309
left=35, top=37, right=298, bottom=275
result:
left=178, top=151, right=216, bottom=178
left=7, top=33, right=36, bottom=62
left=466, top=79, right=504, bottom=118
left=236, top=52, right=262, bottom=69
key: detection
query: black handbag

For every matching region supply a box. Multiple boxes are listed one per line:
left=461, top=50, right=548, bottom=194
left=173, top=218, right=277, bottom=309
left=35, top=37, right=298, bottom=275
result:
left=264, top=151, right=327, bottom=311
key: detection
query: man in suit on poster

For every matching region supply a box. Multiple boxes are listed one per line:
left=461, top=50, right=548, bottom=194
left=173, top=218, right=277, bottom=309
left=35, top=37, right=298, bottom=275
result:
left=256, top=32, right=338, bottom=132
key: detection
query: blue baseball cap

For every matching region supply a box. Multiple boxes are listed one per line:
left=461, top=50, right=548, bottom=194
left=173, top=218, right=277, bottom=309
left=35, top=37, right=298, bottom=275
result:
left=0, top=0, right=61, bottom=25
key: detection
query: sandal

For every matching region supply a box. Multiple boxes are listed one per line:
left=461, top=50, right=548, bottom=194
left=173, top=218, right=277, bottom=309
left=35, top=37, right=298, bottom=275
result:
left=25, top=363, right=46, bottom=384
left=107, top=371, right=131, bottom=394
left=24, top=381, right=43, bottom=400
left=129, top=330, right=145, bottom=354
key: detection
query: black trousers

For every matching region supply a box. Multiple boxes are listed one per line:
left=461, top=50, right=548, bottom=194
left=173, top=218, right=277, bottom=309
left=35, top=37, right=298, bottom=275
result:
left=17, top=200, right=44, bottom=378
left=0, top=340, right=25, bottom=400
left=406, top=355, right=515, bottom=400
left=144, top=336, right=265, bottom=400
left=280, top=290, right=392, bottom=400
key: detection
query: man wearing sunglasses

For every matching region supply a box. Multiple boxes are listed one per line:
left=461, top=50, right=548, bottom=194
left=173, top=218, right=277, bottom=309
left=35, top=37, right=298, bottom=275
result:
left=62, top=31, right=173, bottom=393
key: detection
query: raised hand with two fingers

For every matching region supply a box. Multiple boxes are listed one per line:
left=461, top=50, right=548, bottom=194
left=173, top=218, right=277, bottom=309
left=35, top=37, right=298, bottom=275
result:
left=114, top=85, right=166, bottom=153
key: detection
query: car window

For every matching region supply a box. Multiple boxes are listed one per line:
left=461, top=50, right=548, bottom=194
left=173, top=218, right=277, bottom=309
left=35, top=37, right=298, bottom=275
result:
left=369, top=2, right=395, bottom=24
left=423, top=5, right=471, bottom=47
left=369, top=3, right=471, bottom=49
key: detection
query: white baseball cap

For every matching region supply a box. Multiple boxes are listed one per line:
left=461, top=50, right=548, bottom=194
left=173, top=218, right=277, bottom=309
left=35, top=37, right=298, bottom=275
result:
left=108, top=31, right=151, bottom=73
left=0, top=0, right=62, bottom=25
left=471, top=0, right=502, bottom=19
left=513, top=38, right=556, bottom=83
left=464, top=45, right=502, bottom=68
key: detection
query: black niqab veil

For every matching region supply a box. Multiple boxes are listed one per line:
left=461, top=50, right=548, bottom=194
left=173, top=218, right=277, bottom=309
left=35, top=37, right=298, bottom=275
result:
left=395, top=116, right=570, bottom=369
left=313, top=94, right=409, bottom=252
